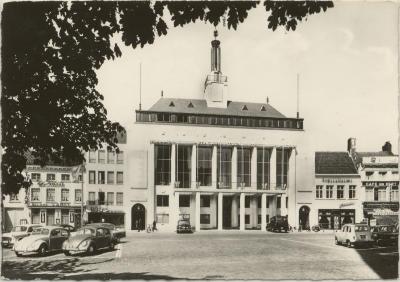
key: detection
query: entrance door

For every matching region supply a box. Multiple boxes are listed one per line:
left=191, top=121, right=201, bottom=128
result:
left=223, top=196, right=232, bottom=229
left=47, top=209, right=55, bottom=225
left=131, top=204, right=145, bottom=230
left=299, top=206, right=310, bottom=230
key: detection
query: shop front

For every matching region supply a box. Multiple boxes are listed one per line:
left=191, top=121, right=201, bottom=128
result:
left=86, top=206, right=125, bottom=227
left=318, top=209, right=355, bottom=230
left=363, top=202, right=399, bottom=226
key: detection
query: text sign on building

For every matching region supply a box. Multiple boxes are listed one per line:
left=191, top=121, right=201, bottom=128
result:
left=38, top=181, right=65, bottom=187
left=322, top=178, right=352, bottom=184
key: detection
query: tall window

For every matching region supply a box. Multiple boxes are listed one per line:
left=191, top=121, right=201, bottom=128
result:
left=46, top=188, right=55, bottom=202
left=391, top=186, right=399, bottom=201
left=107, top=150, right=115, bottom=164
left=349, top=185, right=356, bottom=199
left=117, top=151, right=124, bottom=164
left=375, top=188, right=385, bottom=201
left=107, top=171, right=114, bottom=184
left=337, top=185, right=344, bottom=199
left=365, top=188, right=373, bottom=201
left=98, top=192, right=105, bottom=205
left=277, top=196, right=281, bottom=208
left=61, top=189, right=69, bottom=202
left=98, top=171, right=105, bottom=184
left=237, top=147, right=251, bottom=187
left=107, top=192, right=114, bottom=205
left=197, top=146, right=212, bottom=186
left=316, top=185, right=323, bottom=198
left=89, top=171, right=96, bottom=184
left=61, top=174, right=70, bottom=182
left=257, top=148, right=270, bottom=189
left=217, top=147, right=232, bottom=188
left=31, top=188, right=40, bottom=201
left=98, top=150, right=105, bottom=163
left=116, top=192, right=123, bottom=205
left=157, top=195, right=169, bottom=207
left=176, top=145, right=191, bottom=188
left=31, top=173, right=41, bottom=181
left=179, top=195, right=190, bottom=207
left=326, top=185, right=333, bottom=199
left=117, top=172, right=124, bottom=184
left=47, top=173, right=56, bottom=181
left=75, top=189, right=82, bottom=202
left=155, top=145, right=171, bottom=185
left=276, top=148, right=290, bottom=188
left=89, top=150, right=96, bottom=163
left=88, top=192, right=95, bottom=205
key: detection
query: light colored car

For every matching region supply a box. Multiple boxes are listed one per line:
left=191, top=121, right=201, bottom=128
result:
left=2, top=224, right=43, bottom=248
left=86, top=223, right=126, bottom=242
left=13, top=226, right=70, bottom=256
left=335, top=224, right=374, bottom=248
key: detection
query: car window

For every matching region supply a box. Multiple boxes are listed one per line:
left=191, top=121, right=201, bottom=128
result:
left=60, top=229, right=69, bottom=237
left=40, top=228, right=50, bottom=235
left=355, top=225, right=368, bottom=232
left=96, top=228, right=105, bottom=236
left=76, top=228, right=95, bottom=235
left=51, top=229, right=61, bottom=237
left=12, top=226, right=27, bottom=232
left=103, top=228, right=110, bottom=235
left=27, top=227, right=33, bottom=232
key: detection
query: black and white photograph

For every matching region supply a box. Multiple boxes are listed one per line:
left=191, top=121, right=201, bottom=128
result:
left=1, top=1, right=399, bottom=280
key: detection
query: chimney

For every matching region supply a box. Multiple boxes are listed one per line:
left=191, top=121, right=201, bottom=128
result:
left=382, top=141, right=392, bottom=154
left=347, top=138, right=356, bottom=154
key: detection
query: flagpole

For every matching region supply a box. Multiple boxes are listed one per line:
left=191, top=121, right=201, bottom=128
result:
left=81, top=166, right=84, bottom=228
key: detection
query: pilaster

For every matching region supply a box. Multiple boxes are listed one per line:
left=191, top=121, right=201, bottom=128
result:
left=251, top=147, right=257, bottom=188
left=232, top=146, right=238, bottom=189
left=261, top=194, right=267, bottom=231
left=171, top=144, right=176, bottom=187
left=191, top=144, right=197, bottom=188
left=212, top=145, right=217, bottom=188
left=195, top=192, right=201, bottom=231
left=270, top=147, right=277, bottom=190
left=218, top=193, right=223, bottom=230
left=240, top=193, right=245, bottom=231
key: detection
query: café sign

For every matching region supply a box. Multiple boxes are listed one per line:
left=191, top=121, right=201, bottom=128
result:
left=322, top=178, right=352, bottom=184
left=38, top=181, right=65, bottom=188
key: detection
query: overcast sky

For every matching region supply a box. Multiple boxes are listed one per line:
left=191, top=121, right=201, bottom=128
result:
left=97, top=1, right=398, bottom=154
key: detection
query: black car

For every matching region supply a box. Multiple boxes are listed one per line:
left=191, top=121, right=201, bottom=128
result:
left=266, top=216, right=289, bottom=233
left=371, top=225, right=398, bottom=246
left=177, top=220, right=193, bottom=234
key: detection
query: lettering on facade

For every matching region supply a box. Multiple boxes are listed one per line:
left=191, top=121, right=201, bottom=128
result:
left=322, top=178, right=352, bottom=184
left=38, top=180, right=65, bottom=187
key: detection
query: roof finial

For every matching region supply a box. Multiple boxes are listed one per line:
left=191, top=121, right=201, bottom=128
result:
left=161, top=90, right=163, bottom=98
left=266, top=97, right=269, bottom=104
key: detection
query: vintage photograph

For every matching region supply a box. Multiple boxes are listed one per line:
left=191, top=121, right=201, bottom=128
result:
left=1, top=1, right=398, bottom=280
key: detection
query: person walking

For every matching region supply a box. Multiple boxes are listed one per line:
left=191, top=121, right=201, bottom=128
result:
left=152, top=220, right=157, bottom=232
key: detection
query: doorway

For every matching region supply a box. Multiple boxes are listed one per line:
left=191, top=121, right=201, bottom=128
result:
left=131, top=204, right=145, bottom=230
left=299, top=205, right=310, bottom=230
left=223, top=196, right=232, bottom=229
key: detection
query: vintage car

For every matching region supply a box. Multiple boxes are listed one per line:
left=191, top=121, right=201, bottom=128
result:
left=2, top=224, right=43, bottom=248
left=62, top=226, right=115, bottom=255
left=86, top=223, right=126, bottom=242
left=58, top=224, right=77, bottom=233
left=176, top=220, right=193, bottom=234
left=266, top=216, right=289, bottom=233
left=335, top=223, right=374, bottom=248
left=13, top=226, right=69, bottom=256
left=371, top=225, right=398, bottom=246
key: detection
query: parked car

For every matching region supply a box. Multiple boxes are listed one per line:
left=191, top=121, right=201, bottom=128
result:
left=2, top=224, right=43, bottom=248
left=62, top=226, right=115, bottom=256
left=86, top=223, right=126, bottom=242
left=267, top=216, right=289, bottom=233
left=371, top=225, right=398, bottom=246
left=177, top=220, right=193, bottom=234
left=13, top=226, right=69, bottom=257
left=335, top=224, right=374, bottom=248
left=58, top=224, right=77, bottom=233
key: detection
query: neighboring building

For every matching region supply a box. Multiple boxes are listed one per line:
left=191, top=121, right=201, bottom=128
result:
left=127, top=31, right=306, bottom=232
left=350, top=139, right=399, bottom=225
left=2, top=189, right=29, bottom=232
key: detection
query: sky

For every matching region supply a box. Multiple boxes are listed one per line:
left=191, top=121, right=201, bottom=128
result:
left=97, top=1, right=398, bottom=154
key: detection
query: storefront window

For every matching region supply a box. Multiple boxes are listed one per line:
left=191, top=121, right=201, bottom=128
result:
left=318, top=209, right=355, bottom=230
left=197, top=146, right=212, bottom=186
left=200, top=214, right=210, bottom=224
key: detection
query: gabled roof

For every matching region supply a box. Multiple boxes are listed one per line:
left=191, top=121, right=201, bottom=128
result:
left=147, top=98, right=288, bottom=119
left=315, top=152, right=358, bottom=175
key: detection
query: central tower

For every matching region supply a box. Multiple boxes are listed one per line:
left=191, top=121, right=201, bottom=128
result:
left=204, top=30, right=228, bottom=108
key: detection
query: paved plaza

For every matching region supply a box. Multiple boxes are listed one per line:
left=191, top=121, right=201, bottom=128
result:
left=1, top=231, right=398, bottom=280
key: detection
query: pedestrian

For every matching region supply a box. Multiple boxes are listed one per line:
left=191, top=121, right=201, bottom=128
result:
left=138, top=218, right=142, bottom=232
left=152, top=220, right=157, bottom=232
left=135, top=219, right=139, bottom=232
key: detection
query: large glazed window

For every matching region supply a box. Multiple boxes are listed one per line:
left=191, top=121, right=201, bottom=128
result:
left=217, top=146, right=232, bottom=188
left=237, top=147, right=251, bottom=187
left=155, top=145, right=171, bottom=185
left=276, top=148, right=290, bottom=188
left=176, top=145, right=191, bottom=188
left=257, top=148, right=270, bottom=190
left=197, top=146, right=212, bottom=186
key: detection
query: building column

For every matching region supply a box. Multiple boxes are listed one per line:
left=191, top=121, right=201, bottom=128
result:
left=195, top=192, right=201, bottom=231
left=270, top=196, right=277, bottom=217
left=148, top=143, right=155, bottom=226
left=232, top=146, right=238, bottom=189
left=212, top=145, right=217, bottom=188
left=173, top=192, right=180, bottom=230
left=288, top=147, right=296, bottom=227
left=270, top=147, right=277, bottom=190
left=251, top=147, right=257, bottom=189
left=218, top=193, right=223, bottom=230
left=231, top=195, right=238, bottom=228
left=191, top=144, right=197, bottom=188
left=240, top=193, right=245, bottom=231
left=386, top=184, right=391, bottom=201
left=251, top=196, right=257, bottom=228
left=171, top=144, right=176, bottom=187
left=261, top=194, right=267, bottom=231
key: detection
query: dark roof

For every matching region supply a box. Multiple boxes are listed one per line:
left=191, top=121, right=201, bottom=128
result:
left=147, top=98, right=288, bottom=119
left=25, top=151, right=82, bottom=167
left=315, top=152, right=358, bottom=174
left=353, top=151, right=397, bottom=167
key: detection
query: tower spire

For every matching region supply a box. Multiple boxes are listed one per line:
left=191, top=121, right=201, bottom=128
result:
left=211, top=29, right=221, bottom=73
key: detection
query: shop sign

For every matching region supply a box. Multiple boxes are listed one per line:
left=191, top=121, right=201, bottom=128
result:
left=38, top=180, right=65, bottom=188
left=363, top=202, right=399, bottom=210
left=87, top=206, right=110, bottom=213
left=322, top=178, right=352, bottom=184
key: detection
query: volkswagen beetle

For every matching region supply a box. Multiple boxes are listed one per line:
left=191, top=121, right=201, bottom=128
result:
left=62, top=226, right=114, bottom=256
left=13, top=226, right=69, bottom=256
left=2, top=224, right=43, bottom=248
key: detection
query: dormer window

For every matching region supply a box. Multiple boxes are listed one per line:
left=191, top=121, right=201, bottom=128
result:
left=241, top=105, right=248, bottom=111
left=188, top=102, right=194, bottom=108
left=169, top=101, right=175, bottom=107
left=260, top=105, right=266, bottom=111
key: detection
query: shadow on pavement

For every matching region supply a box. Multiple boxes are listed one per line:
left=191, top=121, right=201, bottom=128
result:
left=354, top=246, right=398, bottom=279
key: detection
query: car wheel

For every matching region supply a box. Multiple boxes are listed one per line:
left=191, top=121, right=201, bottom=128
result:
left=346, top=241, right=352, bottom=248
left=335, top=238, right=339, bottom=245
left=87, top=244, right=96, bottom=255
left=109, top=242, right=115, bottom=251
left=64, top=251, right=71, bottom=256
left=38, top=244, right=47, bottom=256
left=15, top=251, right=21, bottom=257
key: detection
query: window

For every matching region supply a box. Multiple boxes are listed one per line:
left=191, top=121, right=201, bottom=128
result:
left=117, top=172, right=123, bottom=184
left=157, top=195, right=169, bottom=207
left=89, top=171, right=96, bottom=184
left=107, top=171, right=114, bottom=184
left=337, top=185, right=344, bottom=199
left=197, top=146, right=212, bottom=186
left=61, top=189, right=69, bottom=202
left=200, top=214, right=210, bottom=224
left=98, top=150, right=105, bottom=163
left=107, top=151, right=115, bottom=164
left=88, top=192, right=95, bottom=205
left=176, top=145, right=191, bottom=188
left=75, top=189, right=82, bottom=202
left=116, top=192, right=123, bottom=205
left=31, top=173, right=41, bottom=181
left=98, top=171, right=105, bottom=184
left=200, top=195, right=210, bottom=207
left=326, top=185, right=333, bottom=199
left=257, top=197, right=261, bottom=208
left=257, top=148, right=270, bottom=189
left=98, top=192, right=105, bottom=205
left=107, top=192, right=114, bottom=205
left=375, top=188, right=385, bottom=201
left=266, top=196, right=270, bottom=208
left=10, top=193, right=19, bottom=201
left=286, top=197, right=288, bottom=209
left=277, top=196, right=281, bottom=209
left=156, top=213, right=169, bottom=224
left=217, top=147, right=232, bottom=188
left=46, top=188, right=55, bottom=202
left=245, top=215, right=250, bottom=224
left=155, top=145, right=171, bottom=185
left=245, top=196, right=250, bottom=208
left=47, top=174, right=55, bottom=181
left=61, top=174, right=70, bottom=182
left=276, top=148, right=290, bottom=188
left=89, top=150, right=96, bottom=163
left=316, top=185, right=323, bottom=198
left=365, top=188, right=373, bottom=201
left=237, top=147, right=251, bottom=187
left=179, top=195, right=190, bottom=207
left=117, top=151, right=124, bottom=164
left=31, top=188, right=40, bottom=201
left=258, top=215, right=261, bottom=224
left=391, top=186, right=399, bottom=201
